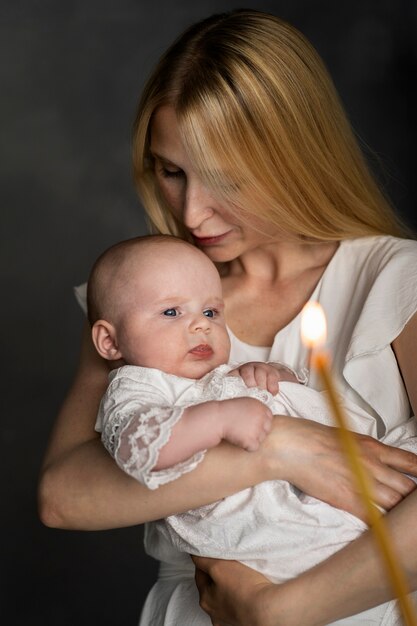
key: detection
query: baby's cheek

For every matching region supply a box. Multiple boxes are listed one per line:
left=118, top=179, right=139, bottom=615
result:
left=218, top=335, right=231, bottom=361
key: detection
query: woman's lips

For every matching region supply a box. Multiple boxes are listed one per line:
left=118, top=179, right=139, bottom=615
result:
left=189, top=344, right=214, bottom=358
left=192, top=231, right=231, bottom=246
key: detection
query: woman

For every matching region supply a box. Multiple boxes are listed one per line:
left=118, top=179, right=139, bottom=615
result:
left=39, top=9, right=417, bottom=625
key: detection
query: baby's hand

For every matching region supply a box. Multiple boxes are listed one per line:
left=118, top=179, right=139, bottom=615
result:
left=216, top=397, right=273, bottom=452
left=228, top=361, right=298, bottom=395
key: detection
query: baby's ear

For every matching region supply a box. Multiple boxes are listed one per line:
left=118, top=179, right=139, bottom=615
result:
left=91, top=320, right=123, bottom=361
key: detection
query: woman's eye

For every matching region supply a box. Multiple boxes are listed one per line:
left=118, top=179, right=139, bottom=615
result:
left=158, top=165, right=184, bottom=179
left=203, top=309, right=216, bottom=318
left=163, top=308, right=178, bottom=317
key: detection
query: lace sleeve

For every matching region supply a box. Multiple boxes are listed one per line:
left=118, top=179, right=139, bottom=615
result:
left=97, top=368, right=206, bottom=490
left=111, top=406, right=206, bottom=490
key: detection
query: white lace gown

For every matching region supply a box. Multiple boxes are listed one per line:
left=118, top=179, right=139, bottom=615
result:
left=75, top=236, right=417, bottom=625
left=96, top=361, right=417, bottom=578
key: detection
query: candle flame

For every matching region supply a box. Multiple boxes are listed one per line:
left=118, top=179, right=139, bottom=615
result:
left=301, top=301, right=327, bottom=348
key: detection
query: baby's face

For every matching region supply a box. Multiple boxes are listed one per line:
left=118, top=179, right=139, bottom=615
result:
left=114, top=244, right=231, bottom=379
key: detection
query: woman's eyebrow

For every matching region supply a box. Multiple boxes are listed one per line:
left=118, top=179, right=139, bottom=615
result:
left=149, top=150, right=178, bottom=166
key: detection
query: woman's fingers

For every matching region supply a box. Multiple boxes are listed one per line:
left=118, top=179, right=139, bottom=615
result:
left=193, top=556, right=232, bottom=625
left=378, top=441, right=417, bottom=476
left=321, top=434, right=417, bottom=512
left=355, top=437, right=417, bottom=509
left=192, top=555, right=273, bottom=626
left=194, top=560, right=212, bottom=595
left=266, top=417, right=417, bottom=519
left=333, top=439, right=416, bottom=513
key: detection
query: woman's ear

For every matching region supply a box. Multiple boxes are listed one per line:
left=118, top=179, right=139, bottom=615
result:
left=91, top=320, right=123, bottom=361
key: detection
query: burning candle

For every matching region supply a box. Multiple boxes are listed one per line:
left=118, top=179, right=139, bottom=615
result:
left=301, top=301, right=417, bottom=625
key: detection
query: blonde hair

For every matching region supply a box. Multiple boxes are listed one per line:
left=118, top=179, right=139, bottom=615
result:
left=133, top=9, right=410, bottom=242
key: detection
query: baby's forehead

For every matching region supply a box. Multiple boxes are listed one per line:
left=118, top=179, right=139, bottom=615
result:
left=108, top=240, right=222, bottom=300
left=128, top=241, right=214, bottom=272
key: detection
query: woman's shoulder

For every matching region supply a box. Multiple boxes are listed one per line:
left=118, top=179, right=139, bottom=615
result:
left=340, top=235, right=417, bottom=264
left=339, top=236, right=417, bottom=358
left=327, top=235, right=417, bottom=290
left=319, top=234, right=417, bottom=363
left=326, top=236, right=417, bottom=431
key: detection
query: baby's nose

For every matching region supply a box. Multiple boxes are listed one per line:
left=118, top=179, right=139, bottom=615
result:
left=190, top=314, right=211, bottom=333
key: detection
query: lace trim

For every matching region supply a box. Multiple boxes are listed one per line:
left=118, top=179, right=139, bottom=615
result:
left=197, top=364, right=307, bottom=406
left=267, top=361, right=309, bottom=385
left=110, top=406, right=205, bottom=490
left=101, top=410, right=129, bottom=457
left=225, top=360, right=308, bottom=386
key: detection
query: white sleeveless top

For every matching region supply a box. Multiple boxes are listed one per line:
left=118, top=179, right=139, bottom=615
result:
left=75, top=235, right=417, bottom=625
left=227, top=236, right=417, bottom=436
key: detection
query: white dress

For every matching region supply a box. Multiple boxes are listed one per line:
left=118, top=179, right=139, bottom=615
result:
left=95, top=363, right=417, bottom=588
left=75, top=235, right=417, bottom=625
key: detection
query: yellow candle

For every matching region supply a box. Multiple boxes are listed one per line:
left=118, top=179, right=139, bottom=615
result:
left=301, top=302, right=417, bottom=626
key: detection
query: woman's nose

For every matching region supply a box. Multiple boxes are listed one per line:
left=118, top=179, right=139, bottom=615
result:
left=183, top=181, right=215, bottom=230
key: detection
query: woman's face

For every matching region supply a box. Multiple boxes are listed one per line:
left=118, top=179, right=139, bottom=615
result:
left=149, top=105, right=277, bottom=263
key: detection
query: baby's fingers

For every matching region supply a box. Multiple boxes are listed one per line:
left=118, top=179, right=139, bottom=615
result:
left=244, top=432, right=266, bottom=452
left=252, top=366, right=280, bottom=393
left=265, top=371, right=280, bottom=395
left=253, top=368, right=269, bottom=390
left=238, top=365, right=258, bottom=388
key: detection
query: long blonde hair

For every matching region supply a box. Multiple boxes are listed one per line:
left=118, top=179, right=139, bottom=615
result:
left=133, top=9, right=410, bottom=241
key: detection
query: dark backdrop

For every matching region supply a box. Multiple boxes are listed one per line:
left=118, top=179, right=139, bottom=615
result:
left=1, top=1, right=416, bottom=624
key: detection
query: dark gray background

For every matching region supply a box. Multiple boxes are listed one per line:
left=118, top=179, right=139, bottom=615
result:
left=2, top=1, right=416, bottom=624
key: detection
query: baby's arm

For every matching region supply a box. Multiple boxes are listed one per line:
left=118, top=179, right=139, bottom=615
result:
left=99, top=375, right=272, bottom=488
left=155, top=397, right=273, bottom=469
left=157, top=362, right=300, bottom=470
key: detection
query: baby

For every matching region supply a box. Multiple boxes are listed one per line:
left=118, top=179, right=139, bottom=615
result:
left=88, top=234, right=299, bottom=470
left=87, top=234, right=417, bottom=584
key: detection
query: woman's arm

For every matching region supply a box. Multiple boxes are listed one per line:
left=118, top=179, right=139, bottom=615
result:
left=192, top=311, right=417, bottom=626
left=38, top=322, right=273, bottom=530
left=393, top=311, right=417, bottom=416
left=39, top=313, right=417, bottom=530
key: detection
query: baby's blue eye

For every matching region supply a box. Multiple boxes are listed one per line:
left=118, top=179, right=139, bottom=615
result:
left=203, top=309, right=215, bottom=318
left=163, top=308, right=177, bottom=317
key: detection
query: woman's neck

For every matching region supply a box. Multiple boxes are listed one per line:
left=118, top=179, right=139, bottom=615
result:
left=222, top=240, right=340, bottom=346
left=227, top=240, right=339, bottom=286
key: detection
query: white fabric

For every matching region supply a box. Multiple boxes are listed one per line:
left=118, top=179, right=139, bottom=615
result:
left=96, top=362, right=417, bottom=587
left=96, top=363, right=308, bottom=490
left=142, top=236, right=417, bottom=626
left=228, top=236, right=417, bottom=437
left=96, top=366, right=203, bottom=490
left=76, top=235, right=417, bottom=625
left=97, top=369, right=417, bottom=626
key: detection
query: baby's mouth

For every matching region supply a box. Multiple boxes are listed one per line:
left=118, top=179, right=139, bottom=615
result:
left=189, top=344, right=214, bottom=357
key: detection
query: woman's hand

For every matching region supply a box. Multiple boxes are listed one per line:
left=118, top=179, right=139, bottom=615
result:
left=192, top=556, right=277, bottom=626
left=265, top=416, right=417, bottom=520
